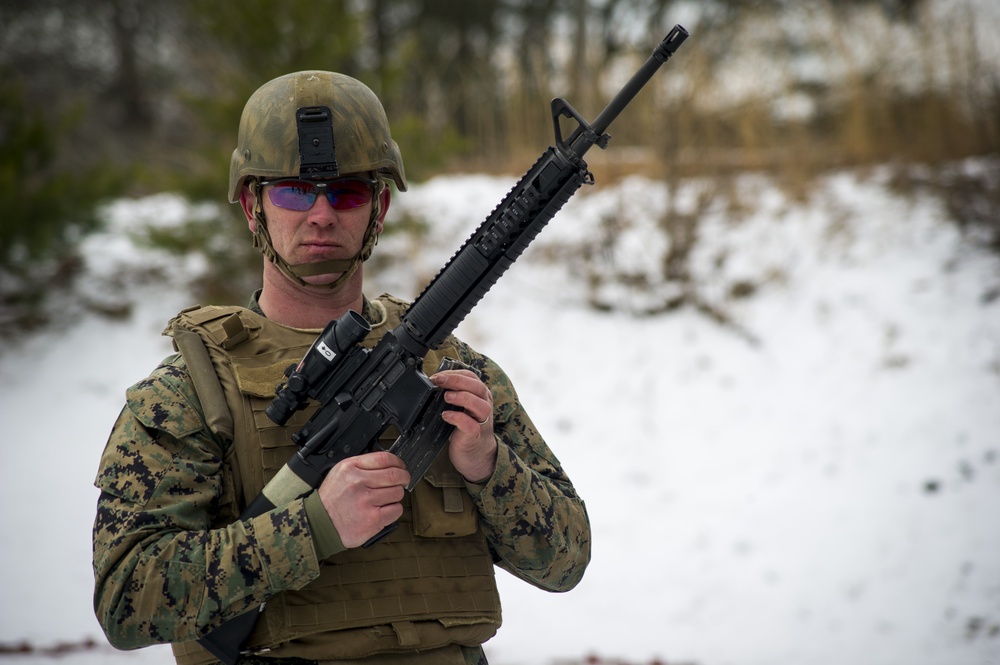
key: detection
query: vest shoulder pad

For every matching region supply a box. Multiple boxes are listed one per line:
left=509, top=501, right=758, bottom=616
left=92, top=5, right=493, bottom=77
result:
left=161, top=304, right=260, bottom=440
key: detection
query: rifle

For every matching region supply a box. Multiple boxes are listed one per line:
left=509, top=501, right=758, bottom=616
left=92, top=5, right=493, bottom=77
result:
left=198, top=25, right=688, bottom=665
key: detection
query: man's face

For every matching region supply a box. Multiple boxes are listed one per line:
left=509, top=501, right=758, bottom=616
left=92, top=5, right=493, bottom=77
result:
left=242, top=175, right=389, bottom=286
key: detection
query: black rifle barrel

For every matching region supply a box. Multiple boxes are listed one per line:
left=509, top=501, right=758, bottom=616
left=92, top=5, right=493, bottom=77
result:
left=592, top=24, right=688, bottom=138
left=400, top=24, right=689, bottom=354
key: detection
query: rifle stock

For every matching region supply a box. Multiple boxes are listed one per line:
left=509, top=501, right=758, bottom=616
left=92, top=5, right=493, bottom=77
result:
left=197, top=25, right=688, bottom=664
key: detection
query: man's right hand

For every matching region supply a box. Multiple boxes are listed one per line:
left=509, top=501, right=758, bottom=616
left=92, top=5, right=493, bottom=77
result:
left=317, top=451, right=410, bottom=548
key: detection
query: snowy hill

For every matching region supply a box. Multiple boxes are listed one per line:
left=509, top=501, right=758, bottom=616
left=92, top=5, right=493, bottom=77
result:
left=1, top=165, right=998, bottom=665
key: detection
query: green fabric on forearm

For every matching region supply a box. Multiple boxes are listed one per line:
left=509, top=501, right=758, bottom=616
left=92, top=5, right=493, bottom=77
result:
left=304, top=491, right=346, bottom=559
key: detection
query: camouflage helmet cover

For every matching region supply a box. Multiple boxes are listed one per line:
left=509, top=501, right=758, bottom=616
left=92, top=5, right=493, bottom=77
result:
left=228, top=71, right=407, bottom=202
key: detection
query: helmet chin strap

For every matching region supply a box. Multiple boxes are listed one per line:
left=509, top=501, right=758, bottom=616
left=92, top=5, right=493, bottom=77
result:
left=249, top=179, right=382, bottom=291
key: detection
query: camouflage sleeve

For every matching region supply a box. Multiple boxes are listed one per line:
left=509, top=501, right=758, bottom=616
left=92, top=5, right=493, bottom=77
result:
left=452, top=341, right=592, bottom=592
left=92, top=355, right=323, bottom=649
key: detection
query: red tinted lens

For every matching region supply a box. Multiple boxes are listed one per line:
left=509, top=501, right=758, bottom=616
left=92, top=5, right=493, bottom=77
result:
left=324, top=179, right=372, bottom=210
left=267, top=181, right=319, bottom=211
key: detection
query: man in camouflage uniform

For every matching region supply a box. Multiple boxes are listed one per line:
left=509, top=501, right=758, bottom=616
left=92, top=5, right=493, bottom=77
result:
left=92, top=71, right=591, bottom=664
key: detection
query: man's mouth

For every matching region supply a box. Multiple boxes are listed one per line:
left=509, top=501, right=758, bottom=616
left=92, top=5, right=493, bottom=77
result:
left=301, top=240, right=340, bottom=251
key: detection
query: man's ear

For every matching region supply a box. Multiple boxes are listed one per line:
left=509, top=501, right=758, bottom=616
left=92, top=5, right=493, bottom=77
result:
left=238, top=185, right=257, bottom=232
left=375, top=186, right=391, bottom=235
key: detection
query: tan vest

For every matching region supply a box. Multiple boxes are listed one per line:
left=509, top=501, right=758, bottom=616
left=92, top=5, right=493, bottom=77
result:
left=164, top=295, right=501, bottom=663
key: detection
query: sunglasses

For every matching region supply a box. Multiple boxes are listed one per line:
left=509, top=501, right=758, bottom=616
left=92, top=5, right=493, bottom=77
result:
left=261, top=177, right=377, bottom=211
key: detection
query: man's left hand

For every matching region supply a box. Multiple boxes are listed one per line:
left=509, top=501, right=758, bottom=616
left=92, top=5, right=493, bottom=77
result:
left=430, top=369, right=498, bottom=484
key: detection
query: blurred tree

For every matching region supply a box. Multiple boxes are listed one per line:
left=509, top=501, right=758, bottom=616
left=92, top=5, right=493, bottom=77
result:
left=0, top=72, right=124, bottom=332
left=0, top=0, right=186, bottom=164
left=372, top=0, right=506, bottom=166
left=170, top=0, right=363, bottom=199
left=0, top=77, right=109, bottom=267
left=0, top=0, right=173, bottom=327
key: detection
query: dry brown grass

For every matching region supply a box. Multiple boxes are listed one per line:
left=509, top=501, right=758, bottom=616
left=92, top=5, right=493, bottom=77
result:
left=444, top=1, right=998, bottom=197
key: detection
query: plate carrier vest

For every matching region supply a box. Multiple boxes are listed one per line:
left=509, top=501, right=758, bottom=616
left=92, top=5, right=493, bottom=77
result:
left=163, top=295, right=502, bottom=663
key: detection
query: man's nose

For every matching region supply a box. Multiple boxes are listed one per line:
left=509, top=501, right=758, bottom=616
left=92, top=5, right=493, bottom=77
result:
left=306, top=194, right=340, bottom=223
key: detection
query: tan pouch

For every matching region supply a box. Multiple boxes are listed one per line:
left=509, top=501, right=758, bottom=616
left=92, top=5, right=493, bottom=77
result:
left=411, top=454, right=478, bottom=538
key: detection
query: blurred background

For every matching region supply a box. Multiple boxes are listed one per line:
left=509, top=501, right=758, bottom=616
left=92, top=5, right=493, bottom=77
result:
left=2, top=2, right=1000, bottom=663
left=1, top=0, right=998, bottom=330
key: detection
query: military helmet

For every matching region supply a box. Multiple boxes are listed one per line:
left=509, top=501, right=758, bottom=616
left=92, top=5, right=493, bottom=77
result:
left=228, top=70, right=407, bottom=203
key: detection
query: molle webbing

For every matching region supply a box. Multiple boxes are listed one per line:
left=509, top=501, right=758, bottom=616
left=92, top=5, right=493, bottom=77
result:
left=164, top=297, right=501, bottom=664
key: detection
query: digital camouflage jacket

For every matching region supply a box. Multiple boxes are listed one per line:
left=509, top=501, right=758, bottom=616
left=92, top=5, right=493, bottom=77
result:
left=92, top=293, right=591, bottom=663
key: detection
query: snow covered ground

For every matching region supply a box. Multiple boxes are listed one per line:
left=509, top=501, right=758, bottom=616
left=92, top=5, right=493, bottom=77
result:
left=1, top=165, right=998, bottom=665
